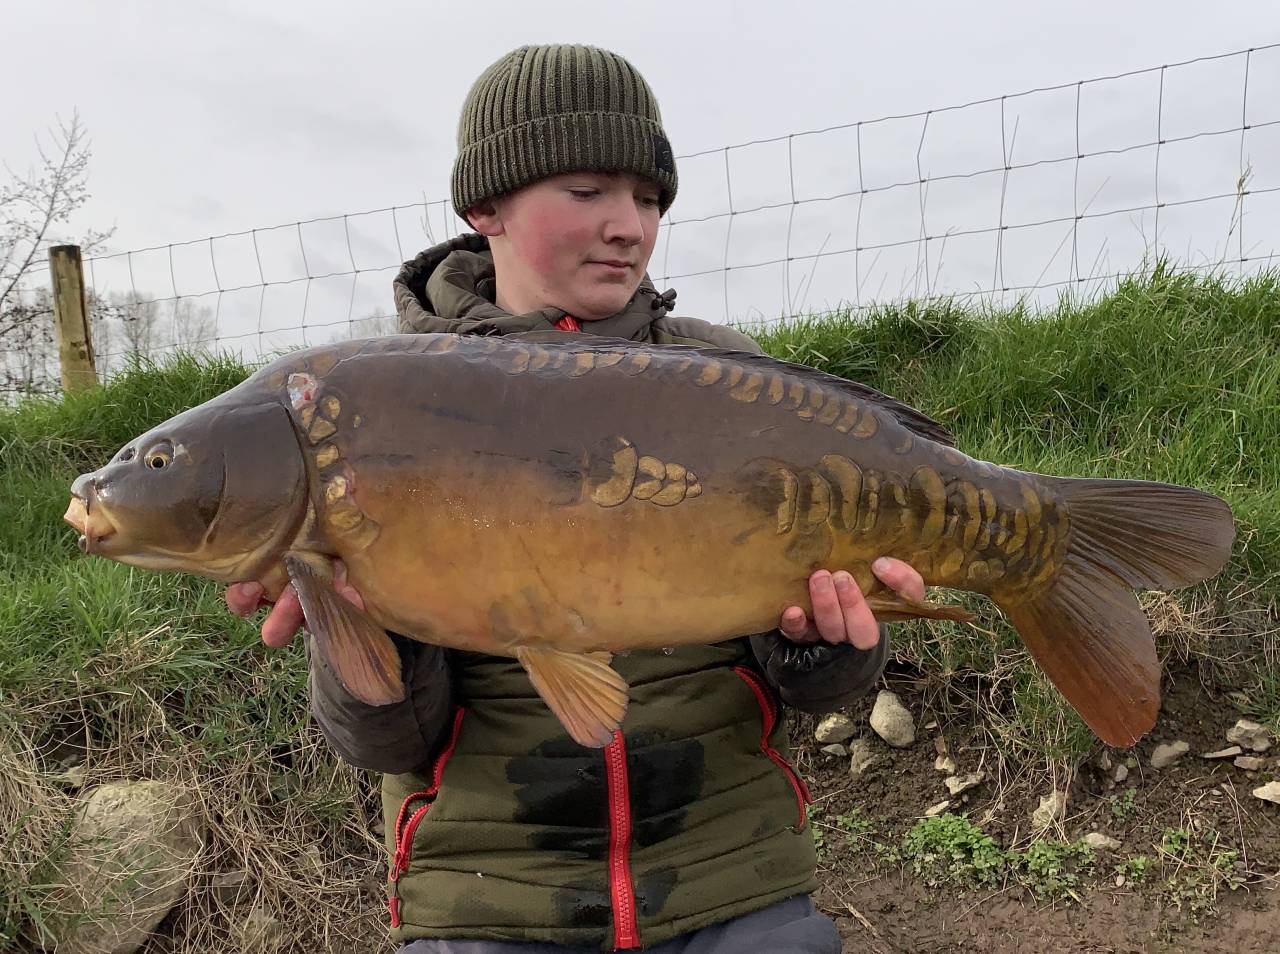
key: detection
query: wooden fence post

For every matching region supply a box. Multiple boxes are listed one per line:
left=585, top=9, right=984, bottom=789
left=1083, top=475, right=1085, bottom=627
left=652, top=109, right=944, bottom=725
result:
left=49, top=244, right=97, bottom=392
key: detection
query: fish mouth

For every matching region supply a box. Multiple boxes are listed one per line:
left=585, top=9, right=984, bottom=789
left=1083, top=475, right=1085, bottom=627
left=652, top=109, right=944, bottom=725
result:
left=64, top=489, right=118, bottom=554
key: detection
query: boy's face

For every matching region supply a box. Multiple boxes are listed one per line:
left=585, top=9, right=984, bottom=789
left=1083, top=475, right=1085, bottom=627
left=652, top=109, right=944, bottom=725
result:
left=475, top=172, right=663, bottom=322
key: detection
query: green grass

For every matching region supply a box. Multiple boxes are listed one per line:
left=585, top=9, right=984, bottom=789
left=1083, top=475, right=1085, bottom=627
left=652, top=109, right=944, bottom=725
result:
left=0, top=265, right=1276, bottom=947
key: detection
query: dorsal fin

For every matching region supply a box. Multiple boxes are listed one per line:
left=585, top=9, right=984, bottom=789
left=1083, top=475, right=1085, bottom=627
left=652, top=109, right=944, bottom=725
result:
left=503, top=330, right=956, bottom=448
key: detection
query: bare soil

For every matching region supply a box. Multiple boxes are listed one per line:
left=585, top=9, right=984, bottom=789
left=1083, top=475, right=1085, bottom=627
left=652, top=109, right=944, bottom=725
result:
left=799, top=669, right=1280, bottom=954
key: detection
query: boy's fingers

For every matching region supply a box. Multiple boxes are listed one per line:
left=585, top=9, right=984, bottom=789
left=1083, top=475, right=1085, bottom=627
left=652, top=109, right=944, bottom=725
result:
left=226, top=581, right=265, bottom=617
left=779, top=606, right=811, bottom=640
left=332, top=559, right=366, bottom=610
left=261, top=585, right=304, bottom=648
left=872, top=557, right=926, bottom=602
left=809, top=571, right=847, bottom=643
left=834, top=571, right=879, bottom=650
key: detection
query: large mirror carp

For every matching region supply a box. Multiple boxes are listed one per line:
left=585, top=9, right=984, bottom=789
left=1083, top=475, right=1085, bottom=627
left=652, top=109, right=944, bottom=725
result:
left=65, top=332, right=1234, bottom=748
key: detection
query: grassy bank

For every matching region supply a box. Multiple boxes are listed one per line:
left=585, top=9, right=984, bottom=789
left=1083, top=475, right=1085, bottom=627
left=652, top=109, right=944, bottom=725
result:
left=1, top=265, right=1276, bottom=950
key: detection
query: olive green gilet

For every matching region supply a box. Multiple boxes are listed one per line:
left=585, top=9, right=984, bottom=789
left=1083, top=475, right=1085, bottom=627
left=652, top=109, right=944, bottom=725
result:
left=382, top=239, right=818, bottom=949
left=383, top=643, right=817, bottom=950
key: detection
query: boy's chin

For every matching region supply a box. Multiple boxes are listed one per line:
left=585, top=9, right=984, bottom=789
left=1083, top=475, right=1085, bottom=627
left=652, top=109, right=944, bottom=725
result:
left=572, top=289, right=640, bottom=322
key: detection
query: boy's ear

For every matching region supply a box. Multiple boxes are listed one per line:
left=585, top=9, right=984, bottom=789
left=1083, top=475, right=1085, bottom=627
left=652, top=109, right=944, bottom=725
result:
left=465, top=199, right=504, bottom=237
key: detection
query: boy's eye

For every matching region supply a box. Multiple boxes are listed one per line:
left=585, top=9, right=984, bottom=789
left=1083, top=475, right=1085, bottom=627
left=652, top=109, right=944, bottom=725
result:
left=569, top=189, right=598, bottom=199
left=637, top=195, right=660, bottom=208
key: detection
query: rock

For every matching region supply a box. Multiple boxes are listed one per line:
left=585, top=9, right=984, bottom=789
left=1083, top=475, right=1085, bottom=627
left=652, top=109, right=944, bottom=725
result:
left=932, top=736, right=949, bottom=756
left=1201, top=745, right=1243, bottom=760
left=848, top=738, right=879, bottom=777
left=815, top=713, right=857, bottom=744
left=1083, top=832, right=1122, bottom=851
left=934, top=755, right=957, bottom=775
left=1150, top=741, right=1190, bottom=769
left=52, top=761, right=89, bottom=789
left=869, top=691, right=916, bottom=748
left=1253, top=781, right=1280, bottom=804
left=1227, top=719, right=1273, bottom=753
left=1113, top=764, right=1129, bottom=783
left=924, top=720, right=939, bottom=731
left=237, top=909, right=283, bottom=951
left=209, top=869, right=251, bottom=907
left=923, top=799, right=952, bottom=817
left=1096, top=751, right=1113, bottom=772
left=43, top=780, right=202, bottom=954
left=1032, top=790, right=1068, bottom=829
left=820, top=743, right=848, bottom=757
left=1234, top=755, right=1265, bottom=771
left=945, top=772, right=985, bottom=797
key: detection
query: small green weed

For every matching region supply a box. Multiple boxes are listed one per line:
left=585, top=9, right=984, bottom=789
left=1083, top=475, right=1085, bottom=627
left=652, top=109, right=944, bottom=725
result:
left=902, top=814, right=1008, bottom=888
left=1020, top=840, right=1095, bottom=900
left=1109, top=787, right=1138, bottom=822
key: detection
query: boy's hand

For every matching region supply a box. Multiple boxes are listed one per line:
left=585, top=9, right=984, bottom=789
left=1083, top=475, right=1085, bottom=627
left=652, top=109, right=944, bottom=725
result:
left=778, top=557, right=924, bottom=649
left=225, top=559, right=365, bottom=648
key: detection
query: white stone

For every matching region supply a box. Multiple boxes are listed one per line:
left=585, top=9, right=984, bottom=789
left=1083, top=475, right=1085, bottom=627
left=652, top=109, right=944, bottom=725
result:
left=815, top=713, right=857, bottom=744
left=934, top=755, right=957, bottom=775
left=237, top=909, right=283, bottom=951
left=820, top=743, right=848, bottom=757
left=1032, top=790, right=1068, bottom=829
left=923, top=799, right=952, bottom=817
left=945, top=772, right=985, bottom=797
left=1201, top=745, right=1243, bottom=760
left=848, top=738, right=879, bottom=777
left=1227, top=719, right=1273, bottom=753
left=1113, top=764, right=1129, bottom=783
left=44, top=781, right=203, bottom=954
left=1253, top=781, right=1280, bottom=804
left=869, top=691, right=916, bottom=748
left=1150, top=740, right=1190, bottom=769
left=1096, top=751, right=1113, bottom=771
left=1235, top=755, right=1265, bottom=771
left=1083, top=832, right=1122, bottom=851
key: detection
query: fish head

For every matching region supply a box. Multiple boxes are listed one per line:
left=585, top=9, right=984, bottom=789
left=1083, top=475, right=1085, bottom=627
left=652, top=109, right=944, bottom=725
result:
left=65, top=400, right=308, bottom=580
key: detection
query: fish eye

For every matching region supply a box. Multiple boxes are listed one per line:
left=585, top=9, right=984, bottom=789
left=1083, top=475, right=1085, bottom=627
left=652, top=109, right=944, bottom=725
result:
left=145, top=443, right=173, bottom=470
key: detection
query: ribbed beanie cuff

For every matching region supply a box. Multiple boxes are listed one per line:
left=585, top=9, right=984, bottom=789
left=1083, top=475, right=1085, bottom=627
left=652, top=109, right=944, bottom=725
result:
left=450, top=45, right=678, bottom=220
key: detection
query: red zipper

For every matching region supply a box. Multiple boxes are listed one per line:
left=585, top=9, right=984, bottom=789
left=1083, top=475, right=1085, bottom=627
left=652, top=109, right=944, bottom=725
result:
left=732, top=667, right=812, bottom=828
left=388, top=707, right=467, bottom=928
left=604, top=730, right=640, bottom=950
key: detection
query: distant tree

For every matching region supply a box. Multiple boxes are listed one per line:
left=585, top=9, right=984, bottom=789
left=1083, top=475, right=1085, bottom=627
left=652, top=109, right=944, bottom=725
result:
left=0, top=112, right=113, bottom=394
left=332, top=311, right=399, bottom=341
left=169, top=297, right=216, bottom=351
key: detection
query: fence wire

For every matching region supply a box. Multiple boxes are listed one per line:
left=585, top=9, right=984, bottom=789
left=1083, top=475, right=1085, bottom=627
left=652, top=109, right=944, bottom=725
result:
left=4, top=43, right=1278, bottom=393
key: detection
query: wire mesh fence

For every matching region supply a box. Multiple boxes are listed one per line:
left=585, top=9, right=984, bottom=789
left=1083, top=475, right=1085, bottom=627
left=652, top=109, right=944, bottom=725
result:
left=4, top=43, right=1278, bottom=395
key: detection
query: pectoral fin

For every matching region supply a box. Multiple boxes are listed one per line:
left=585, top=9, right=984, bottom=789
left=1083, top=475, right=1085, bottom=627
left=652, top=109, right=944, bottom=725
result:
left=285, top=555, right=405, bottom=706
left=863, top=591, right=976, bottom=624
left=515, top=646, right=629, bottom=748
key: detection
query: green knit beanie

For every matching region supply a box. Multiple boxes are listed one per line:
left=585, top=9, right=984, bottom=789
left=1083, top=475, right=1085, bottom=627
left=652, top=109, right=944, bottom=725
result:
left=451, top=44, right=678, bottom=220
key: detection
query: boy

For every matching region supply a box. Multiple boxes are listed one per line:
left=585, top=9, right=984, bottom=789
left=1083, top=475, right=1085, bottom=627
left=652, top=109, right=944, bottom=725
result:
left=228, top=44, right=925, bottom=953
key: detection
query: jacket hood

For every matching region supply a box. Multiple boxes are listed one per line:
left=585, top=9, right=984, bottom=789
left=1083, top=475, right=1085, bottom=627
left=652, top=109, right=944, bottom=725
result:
left=392, top=233, right=676, bottom=340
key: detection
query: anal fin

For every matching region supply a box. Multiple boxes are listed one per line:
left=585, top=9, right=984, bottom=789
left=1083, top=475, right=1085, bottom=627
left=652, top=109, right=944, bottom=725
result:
left=285, top=555, right=405, bottom=706
left=864, top=592, right=976, bottom=624
left=515, top=646, right=629, bottom=748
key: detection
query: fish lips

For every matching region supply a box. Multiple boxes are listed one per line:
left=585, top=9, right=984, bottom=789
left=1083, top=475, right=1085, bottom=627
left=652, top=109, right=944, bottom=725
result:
left=65, top=475, right=119, bottom=555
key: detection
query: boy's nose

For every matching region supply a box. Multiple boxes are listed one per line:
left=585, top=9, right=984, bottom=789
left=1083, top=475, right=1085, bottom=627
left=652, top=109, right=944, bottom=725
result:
left=602, top=198, right=646, bottom=245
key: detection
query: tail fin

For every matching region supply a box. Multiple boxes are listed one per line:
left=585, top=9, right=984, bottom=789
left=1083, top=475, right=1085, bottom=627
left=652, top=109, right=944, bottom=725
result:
left=996, top=478, right=1234, bottom=747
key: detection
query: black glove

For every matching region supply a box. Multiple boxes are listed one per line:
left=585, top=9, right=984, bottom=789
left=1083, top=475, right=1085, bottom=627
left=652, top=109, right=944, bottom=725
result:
left=749, top=624, right=889, bottom=714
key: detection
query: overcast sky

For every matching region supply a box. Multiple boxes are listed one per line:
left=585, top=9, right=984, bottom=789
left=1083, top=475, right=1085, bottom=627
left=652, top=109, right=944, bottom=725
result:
left=6, top=0, right=1279, bottom=356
